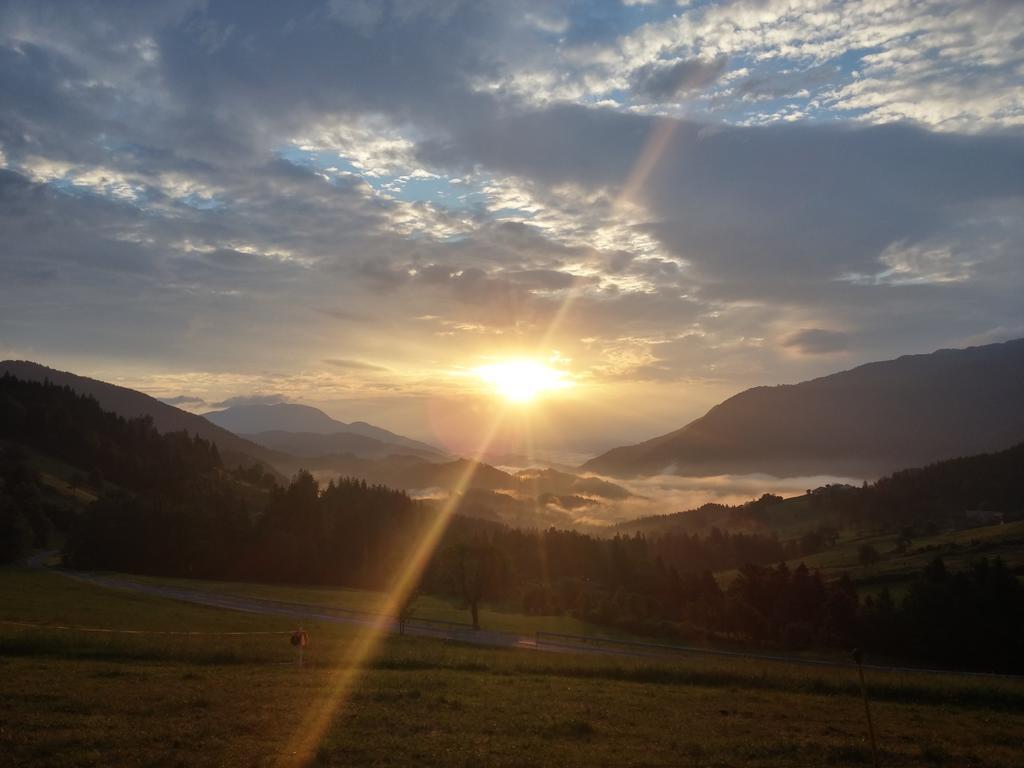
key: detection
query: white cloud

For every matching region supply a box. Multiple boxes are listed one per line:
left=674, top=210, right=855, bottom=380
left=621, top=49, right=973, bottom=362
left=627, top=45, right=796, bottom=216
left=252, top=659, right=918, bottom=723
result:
left=490, top=0, right=1024, bottom=129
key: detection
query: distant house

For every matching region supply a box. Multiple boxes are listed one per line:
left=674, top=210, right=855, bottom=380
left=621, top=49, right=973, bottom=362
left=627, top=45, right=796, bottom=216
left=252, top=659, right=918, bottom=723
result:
left=964, top=510, right=1005, bottom=525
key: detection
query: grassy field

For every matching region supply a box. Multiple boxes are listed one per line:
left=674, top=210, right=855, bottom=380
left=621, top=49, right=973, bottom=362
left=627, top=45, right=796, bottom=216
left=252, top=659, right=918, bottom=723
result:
left=784, top=521, right=1024, bottom=596
left=716, top=520, right=1024, bottom=595
left=2, top=565, right=1023, bottom=767
left=1, top=440, right=99, bottom=506
left=110, top=572, right=629, bottom=638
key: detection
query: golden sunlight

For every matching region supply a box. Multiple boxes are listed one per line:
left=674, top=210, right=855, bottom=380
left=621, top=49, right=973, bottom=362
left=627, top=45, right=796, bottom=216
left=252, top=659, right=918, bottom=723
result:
left=474, top=359, right=571, bottom=403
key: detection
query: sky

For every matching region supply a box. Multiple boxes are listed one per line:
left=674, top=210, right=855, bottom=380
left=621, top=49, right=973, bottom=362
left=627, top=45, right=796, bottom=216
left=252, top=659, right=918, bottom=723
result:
left=1, top=0, right=1023, bottom=457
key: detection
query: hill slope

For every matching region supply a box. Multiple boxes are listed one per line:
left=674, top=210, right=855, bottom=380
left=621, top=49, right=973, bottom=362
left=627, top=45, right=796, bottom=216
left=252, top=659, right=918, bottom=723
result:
left=0, top=361, right=281, bottom=471
left=248, top=430, right=445, bottom=462
left=203, top=403, right=447, bottom=458
left=584, top=339, right=1024, bottom=479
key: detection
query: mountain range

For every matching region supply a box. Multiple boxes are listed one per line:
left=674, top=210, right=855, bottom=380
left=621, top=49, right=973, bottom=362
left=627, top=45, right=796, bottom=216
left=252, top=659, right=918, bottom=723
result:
left=583, top=338, right=1024, bottom=479
left=10, top=338, right=1023, bottom=511
left=240, top=430, right=447, bottom=462
left=202, top=403, right=449, bottom=461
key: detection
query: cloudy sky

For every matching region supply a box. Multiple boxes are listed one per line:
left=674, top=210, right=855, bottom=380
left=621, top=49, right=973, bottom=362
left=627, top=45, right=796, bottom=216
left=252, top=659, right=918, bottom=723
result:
left=1, top=0, right=1022, bottom=456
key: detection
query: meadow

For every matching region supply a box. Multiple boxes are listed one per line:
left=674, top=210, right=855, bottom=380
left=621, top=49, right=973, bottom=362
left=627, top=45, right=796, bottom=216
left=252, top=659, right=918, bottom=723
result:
left=2, top=566, right=1023, bottom=767
left=109, top=571, right=633, bottom=639
left=782, top=520, right=1024, bottom=596
left=713, top=519, right=1024, bottom=596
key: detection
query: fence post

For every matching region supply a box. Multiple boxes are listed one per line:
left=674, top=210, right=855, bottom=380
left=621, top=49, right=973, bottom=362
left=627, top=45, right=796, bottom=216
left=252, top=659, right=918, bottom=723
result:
left=852, top=648, right=880, bottom=768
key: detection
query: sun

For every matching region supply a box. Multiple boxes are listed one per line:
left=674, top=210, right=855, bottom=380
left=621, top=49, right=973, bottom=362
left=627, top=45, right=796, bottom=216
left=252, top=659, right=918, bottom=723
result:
left=474, top=359, right=571, bottom=404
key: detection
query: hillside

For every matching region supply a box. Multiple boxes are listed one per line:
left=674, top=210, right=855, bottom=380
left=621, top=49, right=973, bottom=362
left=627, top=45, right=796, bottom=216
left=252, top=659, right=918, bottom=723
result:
left=584, top=339, right=1024, bottom=478
left=203, top=403, right=447, bottom=459
left=294, top=454, right=519, bottom=493
left=616, top=441, right=1024, bottom=540
left=0, top=361, right=282, bottom=472
left=0, top=374, right=275, bottom=563
left=247, top=430, right=446, bottom=462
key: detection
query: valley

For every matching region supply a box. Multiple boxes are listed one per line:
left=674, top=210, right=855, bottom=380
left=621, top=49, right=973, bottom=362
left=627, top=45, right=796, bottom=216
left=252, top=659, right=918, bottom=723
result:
left=3, top=342, right=1023, bottom=766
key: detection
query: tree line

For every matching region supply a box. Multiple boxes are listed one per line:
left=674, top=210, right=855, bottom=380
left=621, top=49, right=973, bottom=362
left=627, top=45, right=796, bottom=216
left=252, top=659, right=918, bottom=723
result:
left=423, top=524, right=1022, bottom=672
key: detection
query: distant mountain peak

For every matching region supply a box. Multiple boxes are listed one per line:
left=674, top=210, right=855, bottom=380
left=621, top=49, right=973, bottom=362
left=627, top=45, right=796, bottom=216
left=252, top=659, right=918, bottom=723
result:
left=203, top=402, right=336, bottom=433
left=203, top=401, right=447, bottom=458
left=583, top=338, right=1024, bottom=480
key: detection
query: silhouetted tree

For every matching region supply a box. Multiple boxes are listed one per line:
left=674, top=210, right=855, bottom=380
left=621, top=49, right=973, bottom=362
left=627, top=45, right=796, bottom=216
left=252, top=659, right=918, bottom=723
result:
left=442, top=541, right=508, bottom=629
left=858, top=543, right=880, bottom=566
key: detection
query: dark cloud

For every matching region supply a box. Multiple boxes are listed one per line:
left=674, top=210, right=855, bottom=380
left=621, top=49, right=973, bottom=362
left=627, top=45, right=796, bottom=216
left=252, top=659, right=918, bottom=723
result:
left=506, top=269, right=588, bottom=291
left=782, top=329, right=851, bottom=355
left=632, top=55, right=729, bottom=100
left=323, top=358, right=389, bottom=371
left=421, top=106, right=1024, bottom=298
left=319, top=307, right=371, bottom=322
left=733, top=64, right=840, bottom=101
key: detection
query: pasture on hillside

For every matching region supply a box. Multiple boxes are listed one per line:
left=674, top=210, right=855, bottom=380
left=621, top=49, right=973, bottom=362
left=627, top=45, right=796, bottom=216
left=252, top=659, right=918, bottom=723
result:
left=784, top=520, right=1024, bottom=596
left=715, top=520, right=1024, bottom=595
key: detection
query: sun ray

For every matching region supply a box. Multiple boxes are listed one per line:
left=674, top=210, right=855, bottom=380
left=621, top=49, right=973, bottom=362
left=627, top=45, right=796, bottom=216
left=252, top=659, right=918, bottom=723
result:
left=534, top=118, right=679, bottom=376
left=279, top=118, right=681, bottom=758
left=616, top=116, right=678, bottom=211
left=278, top=405, right=511, bottom=765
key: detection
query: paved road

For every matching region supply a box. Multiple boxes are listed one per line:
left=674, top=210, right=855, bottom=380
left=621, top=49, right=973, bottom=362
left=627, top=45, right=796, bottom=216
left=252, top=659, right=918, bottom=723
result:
left=29, top=556, right=1022, bottom=679
left=56, top=567, right=536, bottom=650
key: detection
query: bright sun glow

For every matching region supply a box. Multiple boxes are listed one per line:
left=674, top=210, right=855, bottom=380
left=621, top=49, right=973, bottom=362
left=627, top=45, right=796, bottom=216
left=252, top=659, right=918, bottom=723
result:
left=474, top=359, right=571, bottom=403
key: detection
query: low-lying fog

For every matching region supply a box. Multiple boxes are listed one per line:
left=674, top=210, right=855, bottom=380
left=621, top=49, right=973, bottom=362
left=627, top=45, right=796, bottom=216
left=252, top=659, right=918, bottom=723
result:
left=431, top=469, right=865, bottom=530
left=576, top=472, right=864, bottom=525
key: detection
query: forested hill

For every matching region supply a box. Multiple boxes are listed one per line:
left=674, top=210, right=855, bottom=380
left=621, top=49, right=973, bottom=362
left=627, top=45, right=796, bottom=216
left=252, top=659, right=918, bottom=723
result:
left=584, top=338, right=1024, bottom=478
left=0, top=373, right=263, bottom=566
left=0, top=375, right=432, bottom=581
left=860, top=440, right=1024, bottom=528
left=0, top=361, right=282, bottom=472
left=1, top=373, right=226, bottom=498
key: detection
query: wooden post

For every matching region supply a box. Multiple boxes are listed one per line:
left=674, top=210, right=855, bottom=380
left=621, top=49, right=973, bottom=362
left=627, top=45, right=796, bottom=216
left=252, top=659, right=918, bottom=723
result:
left=291, top=628, right=309, bottom=668
left=852, top=648, right=880, bottom=768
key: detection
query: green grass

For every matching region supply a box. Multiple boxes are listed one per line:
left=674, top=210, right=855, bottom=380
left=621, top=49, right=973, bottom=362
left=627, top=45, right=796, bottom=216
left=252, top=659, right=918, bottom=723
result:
left=717, top=520, right=1024, bottom=596
left=787, top=521, right=1024, bottom=595
left=36, top=470, right=98, bottom=504
left=1, top=440, right=101, bottom=507
left=2, top=565, right=1023, bottom=767
left=102, top=571, right=628, bottom=638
